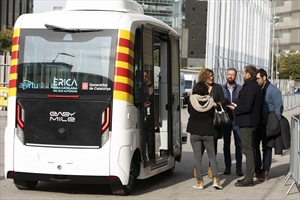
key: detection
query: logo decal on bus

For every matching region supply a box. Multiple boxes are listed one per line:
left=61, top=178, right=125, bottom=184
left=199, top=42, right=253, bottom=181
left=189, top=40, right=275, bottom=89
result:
left=50, top=111, right=76, bottom=122
left=88, top=83, right=111, bottom=91
left=18, top=80, right=38, bottom=90
left=52, top=77, right=78, bottom=93
left=82, top=82, right=88, bottom=90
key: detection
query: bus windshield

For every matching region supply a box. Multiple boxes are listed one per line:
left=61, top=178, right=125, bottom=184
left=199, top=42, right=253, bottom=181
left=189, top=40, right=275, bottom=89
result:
left=17, top=29, right=117, bottom=95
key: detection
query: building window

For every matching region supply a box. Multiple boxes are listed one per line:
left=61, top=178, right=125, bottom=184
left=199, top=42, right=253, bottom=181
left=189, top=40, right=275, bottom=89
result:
left=190, top=51, right=194, bottom=54
left=191, top=37, right=195, bottom=40
left=192, top=7, right=195, bottom=11
left=191, top=22, right=195, bottom=26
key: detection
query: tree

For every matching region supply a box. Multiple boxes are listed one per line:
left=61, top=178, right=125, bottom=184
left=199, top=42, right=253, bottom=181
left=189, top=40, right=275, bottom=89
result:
left=0, top=26, right=13, bottom=52
left=278, top=50, right=300, bottom=79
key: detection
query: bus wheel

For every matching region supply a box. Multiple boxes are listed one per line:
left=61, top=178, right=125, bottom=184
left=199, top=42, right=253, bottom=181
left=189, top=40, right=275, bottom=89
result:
left=110, top=160, right=136, bottom=195
left=13, top=179, right=38, bottom=190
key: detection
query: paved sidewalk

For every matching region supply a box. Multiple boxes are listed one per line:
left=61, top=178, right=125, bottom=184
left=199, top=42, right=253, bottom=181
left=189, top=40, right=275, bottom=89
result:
left=181, top=106, right=300, bottom=199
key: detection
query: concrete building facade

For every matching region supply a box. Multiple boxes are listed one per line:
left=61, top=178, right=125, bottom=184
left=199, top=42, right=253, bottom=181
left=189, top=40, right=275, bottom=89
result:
left=0, top=0, right=33, bottom=56
left=184, top=0, right=207, bottom=69
left=274, top=0, right=300, bottom=52
left=206, top=0, right=272, bottom=85
left=0, top=0, right=33, bottom=30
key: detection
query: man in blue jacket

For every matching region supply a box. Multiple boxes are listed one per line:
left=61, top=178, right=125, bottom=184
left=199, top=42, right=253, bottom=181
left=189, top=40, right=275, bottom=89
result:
left=222, top=68, right=243, bottom=176
left=254, top=69, right=283, bottom=181
left=227, top=65, right=262, bottom=187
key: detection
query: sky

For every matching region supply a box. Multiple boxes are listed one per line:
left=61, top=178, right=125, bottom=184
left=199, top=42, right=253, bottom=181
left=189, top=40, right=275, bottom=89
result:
left=33, top=0, right=67, bottom=13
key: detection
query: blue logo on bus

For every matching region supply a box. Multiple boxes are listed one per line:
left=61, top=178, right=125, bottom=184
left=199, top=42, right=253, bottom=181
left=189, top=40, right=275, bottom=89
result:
left=19, top=80, right=38, bottom=90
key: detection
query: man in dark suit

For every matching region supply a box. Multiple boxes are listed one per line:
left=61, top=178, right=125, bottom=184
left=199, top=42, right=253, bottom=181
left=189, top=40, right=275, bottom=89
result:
left=227, top=65, right=262, bottom=187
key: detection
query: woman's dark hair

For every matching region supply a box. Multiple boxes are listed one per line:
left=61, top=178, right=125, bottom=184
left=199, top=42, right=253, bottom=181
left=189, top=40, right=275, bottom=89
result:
left=192, top=82, right=208, bottom=95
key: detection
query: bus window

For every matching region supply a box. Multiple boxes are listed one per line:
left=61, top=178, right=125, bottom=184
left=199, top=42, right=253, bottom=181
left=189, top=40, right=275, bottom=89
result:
left=134, top=29, right=142, bottom=108
left=17, top=29, right=117, bottom=95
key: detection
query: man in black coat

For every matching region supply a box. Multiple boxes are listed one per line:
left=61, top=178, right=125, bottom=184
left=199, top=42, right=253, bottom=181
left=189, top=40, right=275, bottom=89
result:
left=227, top=65, right=262, bottom=187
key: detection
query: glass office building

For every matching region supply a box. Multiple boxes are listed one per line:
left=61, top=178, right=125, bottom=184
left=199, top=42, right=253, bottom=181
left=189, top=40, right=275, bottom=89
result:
left=135, top=0, right=175, bottom=26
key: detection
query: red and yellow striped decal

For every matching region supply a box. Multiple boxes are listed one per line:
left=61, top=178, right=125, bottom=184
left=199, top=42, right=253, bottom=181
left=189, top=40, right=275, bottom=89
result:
left=113, top=30, right=135, bottom=104
left=8, top=29, right=20, bottom=97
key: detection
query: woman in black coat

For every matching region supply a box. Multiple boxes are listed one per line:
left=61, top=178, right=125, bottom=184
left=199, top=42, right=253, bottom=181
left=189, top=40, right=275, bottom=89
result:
left=198, top=69, right=226, bottom=179
left=187, top=82, right=223, bottom=189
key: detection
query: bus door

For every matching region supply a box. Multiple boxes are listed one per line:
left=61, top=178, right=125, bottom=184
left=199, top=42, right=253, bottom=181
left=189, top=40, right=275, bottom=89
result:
left=140, top=26, right=156, bottom=165
left=169, top=36, right=181, bottom=160
left=139, top=25, right=181, bottom=166
left=152, top=30, right=181, bottom=161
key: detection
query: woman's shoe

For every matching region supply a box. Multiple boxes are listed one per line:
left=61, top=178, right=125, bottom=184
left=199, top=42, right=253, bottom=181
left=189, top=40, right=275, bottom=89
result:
left=212, top=177, right=223, bottom=189
left=193, top=181, right=204, bottom=189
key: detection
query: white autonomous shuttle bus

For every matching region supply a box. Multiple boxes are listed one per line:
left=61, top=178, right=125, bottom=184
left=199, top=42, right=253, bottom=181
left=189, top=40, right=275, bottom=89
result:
left=4, top=0, right=183, bottom=195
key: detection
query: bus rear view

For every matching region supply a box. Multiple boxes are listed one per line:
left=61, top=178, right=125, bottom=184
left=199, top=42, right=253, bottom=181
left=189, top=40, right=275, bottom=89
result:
left=6, top=9, right=117, bottom=191
left=5, top=0, right=182, bottom=196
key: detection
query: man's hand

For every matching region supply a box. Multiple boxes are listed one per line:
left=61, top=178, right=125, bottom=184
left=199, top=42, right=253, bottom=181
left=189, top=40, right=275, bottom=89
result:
left=144, top=101, right=151, bottom=108
left=227, top=103, right=236, bottom=110
left=183, top=92, right=190, bottom=98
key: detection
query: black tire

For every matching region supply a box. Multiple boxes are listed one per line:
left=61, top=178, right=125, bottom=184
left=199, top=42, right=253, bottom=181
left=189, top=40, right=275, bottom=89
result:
left=110, top=160, right=136, bottom=195
left=13, top=179, right=38, bottom=190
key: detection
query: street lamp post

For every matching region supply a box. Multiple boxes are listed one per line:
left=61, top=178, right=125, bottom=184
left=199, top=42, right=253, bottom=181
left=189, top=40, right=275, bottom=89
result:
left=181, top=17, right=185, bottom=69
left=273, top=38, right=279, bottom=82
left=271, top=2, right=275, bottom=82
left=271, top=37, right=274, bottom=82
left=271, top=0, right=279, bottom=83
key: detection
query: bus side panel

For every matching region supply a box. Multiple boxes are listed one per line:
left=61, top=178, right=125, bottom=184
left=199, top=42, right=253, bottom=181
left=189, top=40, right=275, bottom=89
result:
left=109, top=100, right=139, bottom=185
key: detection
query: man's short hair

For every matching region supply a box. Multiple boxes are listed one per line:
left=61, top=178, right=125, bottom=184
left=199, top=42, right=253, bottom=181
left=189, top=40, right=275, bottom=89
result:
left=257, top=68, right=268, bottom=79
left=227, top=68, right=237, bottom=75
left=244, top=65, right=257, bottom=78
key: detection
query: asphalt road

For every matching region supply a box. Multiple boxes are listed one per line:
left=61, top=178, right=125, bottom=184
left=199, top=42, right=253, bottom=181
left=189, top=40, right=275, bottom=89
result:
left=0, top=107, right=299, bottom=199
